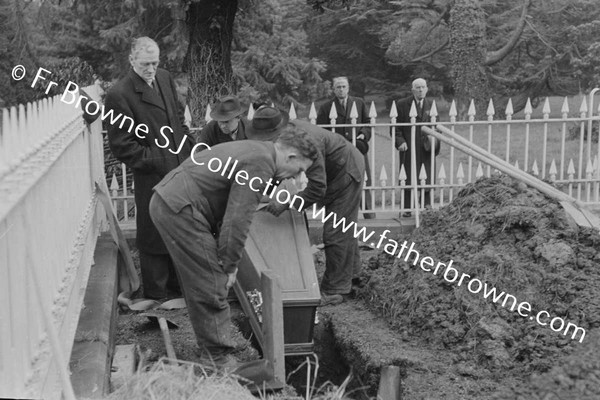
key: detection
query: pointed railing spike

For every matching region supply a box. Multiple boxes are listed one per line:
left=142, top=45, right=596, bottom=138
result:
left=184, top=104, right=193, bottom=127
left=399, top=164, right=407, bottom=181
left=379, top=165, right=388, bottom=182
left=289, top=102, right=297, bottom=120
left=369, top=101, right=377, bottom=119
left=449, top=100, right=457, bottom=118
left=586, top=158, right=594, bottom=175
left=247, top=103, right=255, bottom=120
left=456, top=162, right=464, bottom=179
left=549, top=159, right=557, bottom=175
left=567, top=159, right=576, bottom=175
left=349, top=101, right=359, bottom=120
left=505, top=98, right=514, bottom=116
left=389, top=100, right=398, bottom=118
left=110, top=173, right=119, bottom=192
left=531, top=159, right=539, bottom=176
left=486, top=98, right=495, bottom=117
left=475, top=162, right=484, bottom=178
left=419, top=164, right=428, bottom=181
left=409, top=101, right=418, bottom=118
left=329, top=102, right=338, bottom=120
left=524, top=98, right=533, bottom=116
left=579, top=96, right=588, bottom=114
left=467, top=99, right=476, bottom=117
left=457, top=162, right=464, bottom=184
left=438, top=163, right=446, bottom=180
left=308, top=102, right=317, bottom=122
left=542, top=97, right=551, bottom=116
left=205, top=104, right=212, bottom=122
left=561, top=97, right=569, bottom=114
left=429, top=100, right=438, bottom=118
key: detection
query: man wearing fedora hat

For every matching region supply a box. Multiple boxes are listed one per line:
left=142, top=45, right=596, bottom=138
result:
left=196, top=95, right=248, bottom=147
left=247, top=107, right=365, bottom=306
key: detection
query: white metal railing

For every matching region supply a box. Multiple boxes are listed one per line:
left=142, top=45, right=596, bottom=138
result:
left=0, top=86, right=108, bottom=399
left=107, top=91, right=600, bottom=227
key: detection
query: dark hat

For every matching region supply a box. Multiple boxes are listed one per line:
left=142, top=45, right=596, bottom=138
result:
left=246, top=106, right=290, bottom=141
left=210, top=96, right=245, bottom=121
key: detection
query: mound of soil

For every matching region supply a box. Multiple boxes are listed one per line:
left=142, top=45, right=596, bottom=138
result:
left=358, top=175, right=600, bottom=381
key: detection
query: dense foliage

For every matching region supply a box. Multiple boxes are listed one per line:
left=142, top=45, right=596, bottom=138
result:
left=2, top=0, right=600, bottom=116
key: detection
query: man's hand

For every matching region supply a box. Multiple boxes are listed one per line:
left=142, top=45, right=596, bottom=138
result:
left=226, top=269, right=238, bottom=290
left=263, top=201, right=289, bottom=217
left=356, top=134, right=365, bottom=141
left=398, top=142, right=408, bottom=152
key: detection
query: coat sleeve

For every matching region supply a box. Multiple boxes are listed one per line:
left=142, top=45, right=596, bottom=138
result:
left=394, top=100, right=409, bottom=149
left=316, top=102, right=330, bottom=126
left=357, top=99, right=371, bottom=143
left=294, top=151, right=327, bottom=210
left=217, top=161, right=270, bottom=274
left=105, top=89, right=161, bottom=174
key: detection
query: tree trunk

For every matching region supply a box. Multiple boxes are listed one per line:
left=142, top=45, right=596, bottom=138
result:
left=449, top=0, right=491, bottom=119
left=185, top=0, right=238, bottom=126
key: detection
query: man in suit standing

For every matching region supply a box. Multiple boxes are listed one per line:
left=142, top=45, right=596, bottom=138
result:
left=197, top=95, right=248, bottom=147
left=395, top=78, right=440, bottom=216
left=317, top=76, right=375, bottom=219
left=105, top=37, right=192, bottom=300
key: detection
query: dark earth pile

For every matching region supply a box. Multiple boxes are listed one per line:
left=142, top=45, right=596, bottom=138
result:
left=357, top=175, right=600, bottom=398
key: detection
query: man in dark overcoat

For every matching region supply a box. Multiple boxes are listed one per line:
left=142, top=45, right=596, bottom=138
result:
left=105, top=37, right=192, bottom=299
left=316, top=76, right=375, bottom=218
left=394, top=78, right=440, bottom=215
left=251, top=108, right=365, bottom=306
left=196, top=95, right=248, bottom=147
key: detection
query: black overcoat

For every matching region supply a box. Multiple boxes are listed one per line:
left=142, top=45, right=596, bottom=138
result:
left=105, top=68, right=192, bottom=253
left=394, top=96, right=440, bottom=184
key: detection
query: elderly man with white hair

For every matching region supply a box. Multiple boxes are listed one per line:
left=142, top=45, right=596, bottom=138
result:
left=394, top=78, right=441, bottom=216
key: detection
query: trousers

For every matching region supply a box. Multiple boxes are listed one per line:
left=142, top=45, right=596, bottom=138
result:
left=320, top=172, right=363, bottom=295
left=138, top=251, right=180, bottom=299
left=149, top=193, right=235, bottom=354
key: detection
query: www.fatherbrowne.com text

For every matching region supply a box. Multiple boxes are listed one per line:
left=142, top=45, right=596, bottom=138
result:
left=308, top=204, right=586, bottom=343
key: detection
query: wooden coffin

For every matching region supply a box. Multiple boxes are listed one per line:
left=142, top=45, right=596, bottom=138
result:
left=237, top=209, right=321, bottom=356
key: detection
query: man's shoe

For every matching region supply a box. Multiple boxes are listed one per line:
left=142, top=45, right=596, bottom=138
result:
left=195, top=350, right=238, bottom=372
left=401, top=212, right=412, bottom=217
left=319, top=293, right=344, bottom=306
left=363, top=212, right=376, bottom=219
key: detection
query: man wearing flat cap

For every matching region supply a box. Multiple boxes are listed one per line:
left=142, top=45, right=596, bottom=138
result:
left=196, top=95, right=248, bottom=147
left=247, top=107, right=365, bottom=306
